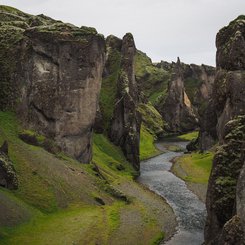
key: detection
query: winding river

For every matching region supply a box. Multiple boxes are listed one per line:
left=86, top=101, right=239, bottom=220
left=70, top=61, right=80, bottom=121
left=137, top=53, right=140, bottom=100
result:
left=138, top=141, right=206, bottom=245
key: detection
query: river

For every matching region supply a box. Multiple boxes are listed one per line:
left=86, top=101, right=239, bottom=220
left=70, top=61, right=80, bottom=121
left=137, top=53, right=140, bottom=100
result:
left=138, top=141, right=206, bottom=245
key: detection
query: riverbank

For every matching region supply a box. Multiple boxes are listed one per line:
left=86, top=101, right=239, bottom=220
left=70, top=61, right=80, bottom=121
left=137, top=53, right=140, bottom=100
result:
left=140, top=140, right=206, bottom=244
left=171, top=151, right=213, bottom=203
left=0, top=112, right=176, bottom=245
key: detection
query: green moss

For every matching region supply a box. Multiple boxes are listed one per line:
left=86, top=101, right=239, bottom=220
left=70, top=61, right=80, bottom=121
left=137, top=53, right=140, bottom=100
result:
left=175, top=152, right=214, bottom=184
left=0, top=5, right=28, bottom=17
left=99, top=48, right=121, bottom=131
left=177, top=131, right=199, bottom=141
left=134, top=51, right=170, bottom=105
left=0, top=111, right=170, bottom=244
left=80, top=25, right=97, bottom=35
left=0, top=204, right=122, bottom=245
left=20, top=129, right=45, bottom=145
left=92, top=133, right=136, bottom=179
left=215, top=176, right=236, bottom=186
left=140, top=125, right=161, bottom=160
left=137, top=102, right=164, bottom=136
left=151, top=232, right=165, bottom=245
left=0, top=25, right=24, bottom=110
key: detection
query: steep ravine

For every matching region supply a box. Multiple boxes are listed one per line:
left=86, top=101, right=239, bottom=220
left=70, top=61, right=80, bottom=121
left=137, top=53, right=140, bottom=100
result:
left=139, top=141, right=206, bottom=245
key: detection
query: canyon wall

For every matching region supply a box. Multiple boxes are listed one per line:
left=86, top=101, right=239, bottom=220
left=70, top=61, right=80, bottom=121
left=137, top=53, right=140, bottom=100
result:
left=0, top=6, right=105, bottom=163
left=204, top=15, right=245, bottom=244
left=100, top=34, right=141, bottom=170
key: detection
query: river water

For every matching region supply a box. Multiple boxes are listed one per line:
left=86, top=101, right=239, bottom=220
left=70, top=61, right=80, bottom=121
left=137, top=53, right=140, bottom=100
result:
left=138, top=141, right=206, bottom=245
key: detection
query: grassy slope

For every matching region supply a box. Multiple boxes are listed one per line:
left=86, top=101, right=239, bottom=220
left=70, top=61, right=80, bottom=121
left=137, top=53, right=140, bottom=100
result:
left=172, top=131, right=214, bottom=201
left=174, top=152, right=213, bottom=184
left=134, top=51, right=170, bottom=106
left=140, top=125, right=160, bottom=161
left=0, top=112, right=173, bottom=244
left=175, top=131, right=213, bottom=184
left=177, top=131, right=199, bottom=141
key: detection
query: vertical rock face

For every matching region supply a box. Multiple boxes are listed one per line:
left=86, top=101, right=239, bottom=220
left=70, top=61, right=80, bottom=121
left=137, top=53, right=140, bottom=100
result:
left=158, top=58, right=198, bottom=133
left=0, top=7, right=105, bottom=163
left=204, top=15, right=245, bottom=245
left=237, top=150, right=245, bottom=237
left=199, top=15, right=245, bottom=150
left=205, top=116, right=245, bottom=244
left=134, top=51, right=215, bottom=134
left=21, top=26, right=105, bottom=163
left=0, top=141, right=18, bottom=190
left=109, top=33, right=141, bottom=170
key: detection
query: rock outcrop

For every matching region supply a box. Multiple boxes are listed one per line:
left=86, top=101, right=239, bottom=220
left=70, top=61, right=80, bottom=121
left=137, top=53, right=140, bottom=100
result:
left=204, top=16, right=245, bottom=245
left=205, top=116, right=245, bottom=244
left=199, top=15, right=245, bottom=150
left=109, top=34, right=141, bottom=171
left=0, top=6, right=105, bottom=163
left=157, top=58, right=198, bottom=133
left=0, top=141, right=18, bottom=190
left=134, top=51, right=215, bottom=134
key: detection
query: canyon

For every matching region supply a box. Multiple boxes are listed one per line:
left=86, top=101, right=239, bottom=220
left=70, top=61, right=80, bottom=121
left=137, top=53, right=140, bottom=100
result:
left=0, top=5, right=244, bottom=245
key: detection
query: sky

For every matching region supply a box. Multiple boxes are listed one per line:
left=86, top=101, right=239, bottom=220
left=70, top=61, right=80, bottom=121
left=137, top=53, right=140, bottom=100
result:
left=1, top=0, right=245, bottom=66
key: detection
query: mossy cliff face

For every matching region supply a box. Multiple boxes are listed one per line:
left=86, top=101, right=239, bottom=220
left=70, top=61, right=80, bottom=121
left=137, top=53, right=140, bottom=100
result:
left=199, top=16, right=245, bottom=150
left=205, top=116, right=245, bottom=244
left=216, top=15, right=245, bottom=71
left=0, top=141, right=18, bottom=190
left=0, top=6, right=105, bottom=163
left=204, top=16, right=245, bottom=244
left=108, top=34, right=141, bottom=171
left=135, top=51, right=215, bottom=134
left=157, top=58, right=198, bottom=133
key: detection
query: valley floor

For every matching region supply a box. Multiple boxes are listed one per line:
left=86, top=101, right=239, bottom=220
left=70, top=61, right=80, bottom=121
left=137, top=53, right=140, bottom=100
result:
left=0, top=112, right=176, bottom=245
left=171, top=132, right=213, bottom=202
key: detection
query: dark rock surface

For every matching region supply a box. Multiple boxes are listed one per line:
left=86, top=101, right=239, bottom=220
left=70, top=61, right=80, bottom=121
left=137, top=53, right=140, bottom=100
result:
left=216, top=15, right=245, bottom=71
left=0, top=6, right=105, bottom=163
left=199, top=15, right=245, bottom=150
left=109, top=33, right=141, bottom=171
left=136, top=51, right=215, bottom=134
left=204, top=16, right=245, bottom=245
left=218, top=215, right=245, bottom=245
left=0, top=141, right=18, bottom=190
left=205, top=116, right=245, bottom=244
left=157, top=58, right=198, bottom=133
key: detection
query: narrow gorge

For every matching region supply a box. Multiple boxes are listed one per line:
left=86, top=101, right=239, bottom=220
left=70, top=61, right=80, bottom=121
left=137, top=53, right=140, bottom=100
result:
left=0, top=5, right=244, bottom=245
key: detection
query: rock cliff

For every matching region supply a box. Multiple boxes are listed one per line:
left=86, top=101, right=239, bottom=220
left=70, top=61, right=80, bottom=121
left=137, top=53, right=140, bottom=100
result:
left=157, top=58, right=198, bottom=132
left=204, top=15, right=245, bottom=244
left=205, top=116, right=245, bottom=244
left=0, top=141, right=18, bottom=190
left=0, top=6, right=105, bottom=162
left=108, top=34, right=141, bottom=170
left=135, top=51, right=215, bottom=134
left=199, top=15, right=245, bottom=150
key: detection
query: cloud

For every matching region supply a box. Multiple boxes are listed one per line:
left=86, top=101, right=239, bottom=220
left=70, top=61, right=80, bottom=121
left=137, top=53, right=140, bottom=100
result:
left=1, top=0, right=245, bottom=65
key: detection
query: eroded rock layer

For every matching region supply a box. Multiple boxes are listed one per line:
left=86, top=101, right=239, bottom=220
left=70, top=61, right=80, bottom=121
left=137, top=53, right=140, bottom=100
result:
left=109, top=34, right=141, bottom=171
left=199, top=15, right=245, bottom=150
left=0, top=6, right=105, bottom=162
left=204, top=15, right=245, bottom=244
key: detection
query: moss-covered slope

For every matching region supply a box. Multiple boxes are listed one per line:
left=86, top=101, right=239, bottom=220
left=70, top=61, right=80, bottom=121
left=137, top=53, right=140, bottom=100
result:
left=0, top=111, right=176, bottom=244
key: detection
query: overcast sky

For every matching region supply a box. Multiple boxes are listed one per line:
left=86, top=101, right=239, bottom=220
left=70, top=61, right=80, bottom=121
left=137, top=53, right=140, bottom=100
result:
left=1, top=0, right=245, bottom=66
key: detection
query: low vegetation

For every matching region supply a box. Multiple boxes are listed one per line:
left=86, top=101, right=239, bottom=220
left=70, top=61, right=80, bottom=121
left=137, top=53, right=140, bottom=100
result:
left=139, top=125, right=161, bottom=160
left=175, top=152, right=213, bottom=184
left=134, top=51, right=170, bottom=106
left=177, top=131, right=199, bottom=141
left=0, top=111, right=171, bottom=244
left=137, top=103, right=164, bottom=136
